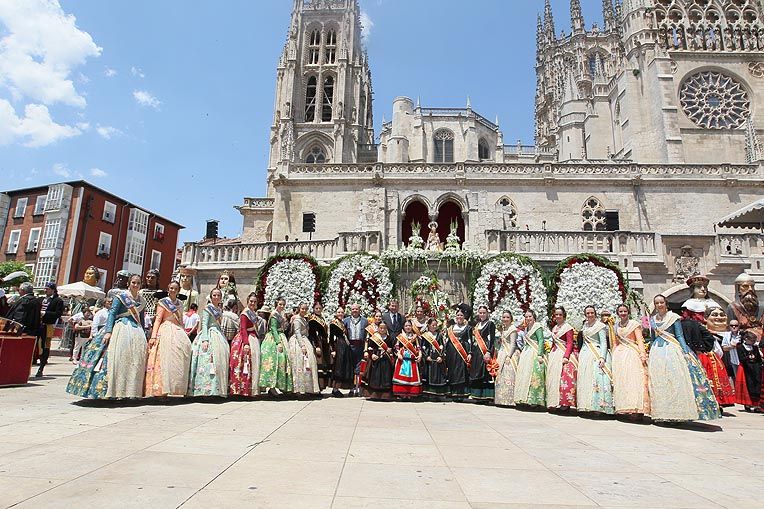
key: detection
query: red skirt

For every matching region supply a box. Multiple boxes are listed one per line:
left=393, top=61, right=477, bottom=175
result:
left=735, top=365, right=759, bottom=407
left=698, top=352, right=735, bottom=407
left=392, top=359, right=422, bottom=397
left=559, top=352, right=578, bottom=408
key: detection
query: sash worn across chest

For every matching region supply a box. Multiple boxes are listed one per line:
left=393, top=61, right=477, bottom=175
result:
left=473, top=324, right=491, bottom=356
left=368, top=332, right=394, bottom=364
left=448, top=327, right=470, bottom=367
left=552, top=323, right=573, bottom=348
left=117, top=292, right=141, bottom=323
left=582, top=321, right=613, bottom=381
left=397, top=333, right=419, bottom=357
left=422, top=331, right=443, bottom=356
left=160, top=297, right=183, bottom=324
left=206, top=304, right=222, bottom=324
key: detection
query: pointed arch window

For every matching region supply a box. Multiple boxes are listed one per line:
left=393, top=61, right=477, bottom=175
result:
left=305, top=146, right=326, bottom=164
left=325, top=29, right=337, bottom=64
left=582, top=197, right=606, bottom=231
left=305, top=76, right=317, bottom=122
left=434, top=129, right=455, bottom=163
left=308, top=29, right=320, bottom=65
left=478, top=138, right=491, bottom=161
left=322, top=75, right=334, bottom=122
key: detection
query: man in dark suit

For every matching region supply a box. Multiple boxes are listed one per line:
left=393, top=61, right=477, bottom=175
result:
left=5, top=282, right=40, bottom=335
left=343, top=303, right=368, bottom=396
left=382, top=299, right=405, bottom=339
left=36, top=282, right=64, bottom=378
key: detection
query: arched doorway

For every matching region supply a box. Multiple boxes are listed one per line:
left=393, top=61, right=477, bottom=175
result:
left=401, top=200, right=429, bottom=247
left=437, top=200, right=465, bottom=247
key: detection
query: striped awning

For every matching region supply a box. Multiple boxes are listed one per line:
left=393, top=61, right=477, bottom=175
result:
left=717, top=199, right=764, bottom=230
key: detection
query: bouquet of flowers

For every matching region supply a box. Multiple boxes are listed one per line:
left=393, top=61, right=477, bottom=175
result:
left=409, top=271, right=452, bottom=323
left=408, top=221, right=424, bottom=249
left=444, top=220, right=461, bottom=252
left=323, top=253, right=394, bottom=318
left=472, top=254, right=547, bottom=324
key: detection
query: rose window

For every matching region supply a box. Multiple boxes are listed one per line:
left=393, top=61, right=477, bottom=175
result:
left=679, top=71, right=750, bottom=129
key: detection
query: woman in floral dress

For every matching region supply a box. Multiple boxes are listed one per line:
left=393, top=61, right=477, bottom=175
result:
left=612, top=304, right=650, bottom=417
left=514, top=310, right=547, bottom=407
left=289, top=302, right=320, bottom=395
left=229, top=292, right=262, bottom=397
left=392, top=319, right=423, bottom=398
left=649, top=294, right=720, bottom=422
left=329, top=306, right=353, bottom=396
left=577, top=305, right=614, bottom=414
left=494, top=310, right=519, bottom=407
left=259, top=300, right=293, bottom=396
left=66, top=275, right=147, bottom=399
left=145, top=280, right=192, bottom=397
left=546, top=306, right=577, bottom=411
left=188, top=288, right=230, bottom=397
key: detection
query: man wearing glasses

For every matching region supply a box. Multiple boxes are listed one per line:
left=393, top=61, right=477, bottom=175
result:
left=721, top=320, right=741, bottom=383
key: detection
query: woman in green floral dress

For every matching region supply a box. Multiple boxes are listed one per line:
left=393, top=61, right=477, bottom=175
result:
left=514, top=310, right=547, bottom=407
left=259, top=301, right=293, bottom=395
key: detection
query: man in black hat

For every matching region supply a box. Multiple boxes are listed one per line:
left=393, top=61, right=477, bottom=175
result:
left=36, top=282, right=64, bottom=378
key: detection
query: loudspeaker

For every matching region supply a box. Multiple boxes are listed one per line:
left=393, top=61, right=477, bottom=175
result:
left=205, top=220, right=219, bottom=239
left=605, top=211, right=619, bottom=232
left=302, top=212, right=316, bottom=233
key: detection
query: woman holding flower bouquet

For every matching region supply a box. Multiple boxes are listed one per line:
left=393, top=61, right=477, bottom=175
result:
left=546, top=306, right=577, bottom=411
left=494, top=310, right=519, bottom=407
left=577, top=305, right=614, bottom=415
left=612, top=304, right=650, bottom=417
left=514, top=310, right=547, bottom=407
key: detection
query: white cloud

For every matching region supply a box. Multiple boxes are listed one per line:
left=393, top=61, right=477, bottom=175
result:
left=76, top=121, right=90, bottom=130
left=360, top=10, right=374, bottom=43
left=90, top=167, right=107, bottom=177
left=52, top=162, right=72, bottom=177
left=104, top=67, right=117, bottom=77
left=133, top=90, right=160, bottom=110
left=95, top=125, right=121, bottom=139
left=130, top=66, right=145, bottom=78
left=0, top=0, right=102, bottom=107
left=0, top=99, right=81, bottom=147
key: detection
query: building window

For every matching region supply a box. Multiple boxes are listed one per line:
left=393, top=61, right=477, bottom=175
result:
left=679, top=70, right=750, bottom=129
left=305, top=146, right=326, bottom=164
left=6, top=230, right=21, bottom=254
left=97, top=232, right=112, bottom=258
left=325, top=29, right=336, bottom=64
left=33, top=196, right=46, bottom=215
left=582, top=197, right=606, bottom=231
left=305, top=76, right=317, bottom=122
left=41, top=218, right=62, bottom=250
left=45, top=185, right=64, bottom=211
left=13, top=197, right=27, bottom=218
left=128, top=208, right=149, bottom=235
left=34, top=256, right=57, bottom=288
left=434, top=129, right=455, bottom=163
left=478, top=138, right=491, bottom=161
left=95, top=268, right=108, bottom=290
left=497, top=198, right=518, bottom=229
left=308, top=29, right=320, bottom=65
left=26, top=228, right=41, bottom=252
left=24, top=263, right=35, bottom=276
left=322, top=76, right=334, bottom=122
left=103, top=201, right=117, bottom=223
left=150, top=250, right=162, bottom=271
left=124, top=237, right=146, bottom=267
left=153, top=222, right=165, bottom=241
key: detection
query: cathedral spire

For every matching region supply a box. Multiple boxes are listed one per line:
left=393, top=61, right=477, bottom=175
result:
left=543, top=0, right=556, bottom=42
left=570, top=0, right=585, bottom=34
left=602, top=0, right=615, bottom=32
left=536, top=14, right=544, bottom=49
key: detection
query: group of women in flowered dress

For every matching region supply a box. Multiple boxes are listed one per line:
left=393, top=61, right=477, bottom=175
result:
left=65, top=278, right=731, bottom=423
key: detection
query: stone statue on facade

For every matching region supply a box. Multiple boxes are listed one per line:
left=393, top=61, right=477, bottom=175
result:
left=425, top=221, right=443, bottom=252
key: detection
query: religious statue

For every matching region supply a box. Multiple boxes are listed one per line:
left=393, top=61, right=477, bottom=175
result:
left=726, top=272, right=763, bottom=340
left=178, top=266, right=199, bottom=312
left=425, top=221, right=443, bottom=252
left=681, top=275, right=718, bottom=323
left=139, top=269, right=161, bottom=322
left=83, top=265, right=100, bottom=287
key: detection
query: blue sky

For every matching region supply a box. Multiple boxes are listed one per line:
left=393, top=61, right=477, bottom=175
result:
left=0, top=0, right=607, bottom=243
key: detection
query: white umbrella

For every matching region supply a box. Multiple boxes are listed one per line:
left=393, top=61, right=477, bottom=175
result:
left=2, top=270, right=30, bottom=282
left=56, top=281, right=106, bottom=299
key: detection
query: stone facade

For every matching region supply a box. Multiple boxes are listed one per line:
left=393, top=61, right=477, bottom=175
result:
left=183, top=0, right=764, bottom=307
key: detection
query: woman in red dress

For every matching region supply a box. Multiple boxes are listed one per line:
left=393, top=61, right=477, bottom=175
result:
left=546, top=306, right=577, bottom=411
left=229, top=292, right=262, bottom=397
left=392, top=319, right=423, bottom=398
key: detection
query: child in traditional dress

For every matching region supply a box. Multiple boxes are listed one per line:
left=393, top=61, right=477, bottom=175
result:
left=735, top=330, right=762, bottom=412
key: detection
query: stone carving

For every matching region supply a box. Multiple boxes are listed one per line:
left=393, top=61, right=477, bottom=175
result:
left=673, top=245, right=700, bottom=283
left=679, top=71, right=750, bottom=129
left=748, top=61, right=764, bottom=79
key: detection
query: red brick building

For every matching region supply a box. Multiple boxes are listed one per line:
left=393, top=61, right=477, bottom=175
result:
left=0, top=181, right=183, bottom=289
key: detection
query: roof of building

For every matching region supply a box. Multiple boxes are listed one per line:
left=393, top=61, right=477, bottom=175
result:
left=2, top=179, right=184, bottom=229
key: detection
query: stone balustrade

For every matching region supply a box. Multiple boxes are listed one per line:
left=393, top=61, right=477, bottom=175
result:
left=719, top=233, right=764, bottom=258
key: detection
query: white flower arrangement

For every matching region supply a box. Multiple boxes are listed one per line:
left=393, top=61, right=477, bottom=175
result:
left=444, top=220, right=461, bottom=252
left=472, top=256, right=547, bottom=324
left=262, top=258, right=317, bottom=311
left=323, top=254, right=394, bottom=318
left=381, top=246, right=486, bottom=270
left=408, top=221, right=424, bottom=249
left=554, top=261, right=623, bottom=329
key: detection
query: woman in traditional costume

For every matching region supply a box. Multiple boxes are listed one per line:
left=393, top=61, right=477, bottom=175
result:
left=444, top=307, right=472, bottom=401
left=612, top=304, right=649, bottom=417
left=308, top=302, right=332, bottom=390
left=514, top=310, right=547, bottom=407
left=329, top=306, right=353, bottom=396
left=468, top=305, right=496, bottom=402
left=392, top=319, right=423, bottom=398
left=577, top=305, right=614, bottom=415
left=494, top=310, right=519, bottom=407
left=648, top=294, right=720, bottom=421
left=546, top=306, right=577, bottom=411
left=259, top=300, right=293, bottom=396
left=144, top=280, right=192, bottom=397
left=188, top=288, right=230, bottom=397
left=228, top=292, right=262, bottom=397
left=421, top=318, right=448, bottom=400
left=363, top=322, right=395, bottom=400
left=734, top=330, right=762, bottom=411
left=66, top=274, right=147, bottom=399
left=699, top=305, right=736, bottom=407
left=288, top=302, right=320, bottom=395
left=410, top=303, right=430, bottom=389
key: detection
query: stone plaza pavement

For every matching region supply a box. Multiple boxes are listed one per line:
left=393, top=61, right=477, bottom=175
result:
left=1, top=361, right=762, bottom=509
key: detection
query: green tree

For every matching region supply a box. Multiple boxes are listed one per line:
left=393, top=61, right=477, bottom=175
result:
left=0, top=261, right=34, bottom=288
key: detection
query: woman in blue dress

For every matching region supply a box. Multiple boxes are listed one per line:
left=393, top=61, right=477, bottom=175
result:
left=66, top=274, right=147, bottom=399
left=188, top=288, right=230, bottom=397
